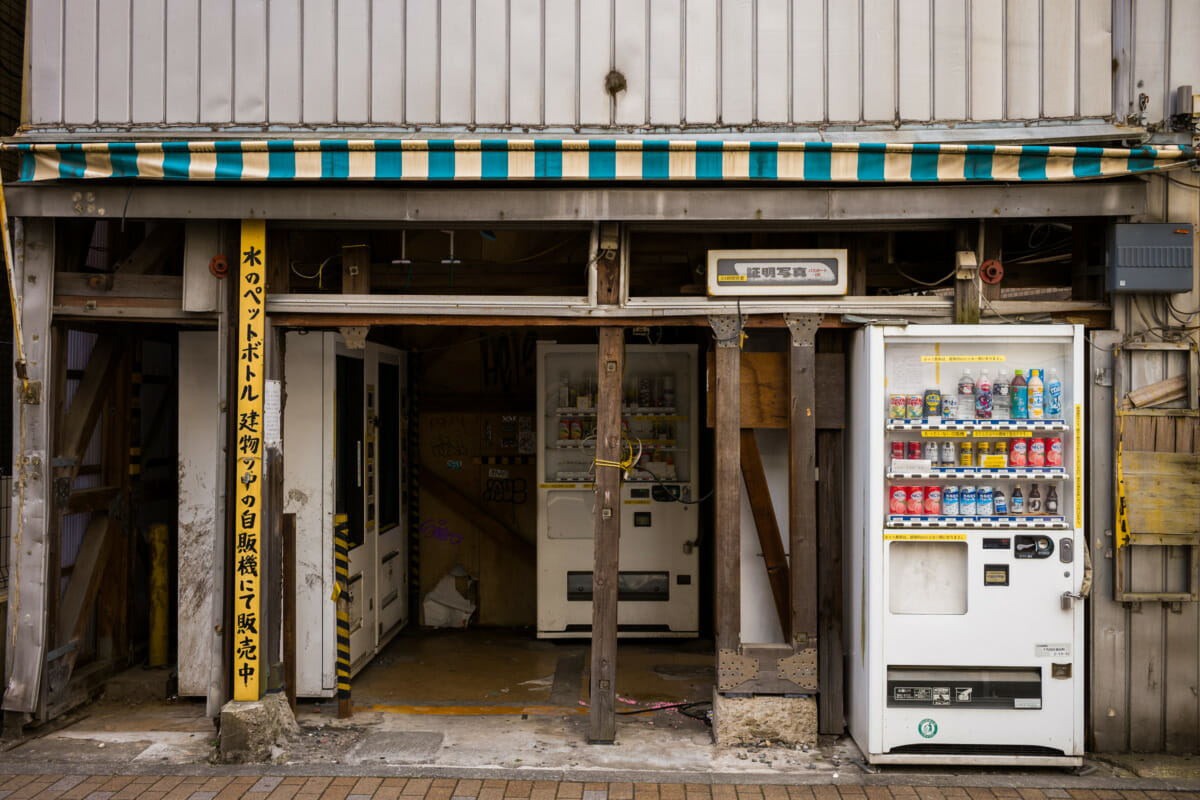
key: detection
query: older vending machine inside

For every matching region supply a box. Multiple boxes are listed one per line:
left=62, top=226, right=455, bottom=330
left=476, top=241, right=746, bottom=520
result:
left=536, top=342, right=700, bottom=638
left=845, top=324, right=1085, bottom=765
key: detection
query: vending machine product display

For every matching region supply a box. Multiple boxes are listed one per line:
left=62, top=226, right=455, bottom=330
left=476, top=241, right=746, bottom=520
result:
left=846, top=324, right=1085, bottom=765
left=536, top=342, right=700, bottom=638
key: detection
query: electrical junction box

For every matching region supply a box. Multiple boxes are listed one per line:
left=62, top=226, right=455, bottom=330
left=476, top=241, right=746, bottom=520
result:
left=1106, top=223, right=1194, bottom=293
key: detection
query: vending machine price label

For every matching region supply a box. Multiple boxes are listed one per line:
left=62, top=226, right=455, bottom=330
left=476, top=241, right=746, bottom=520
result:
left=974, top=430, right=1031, bottom=438
left=884, top=533, right=968, bottom=541
left=920, top=431, right=964, bottom=438
left=920, top=355, right=1007, bottom=363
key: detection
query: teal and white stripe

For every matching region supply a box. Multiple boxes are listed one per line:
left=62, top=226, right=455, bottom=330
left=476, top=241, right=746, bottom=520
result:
left=11, top=140, right=1191, bottom=183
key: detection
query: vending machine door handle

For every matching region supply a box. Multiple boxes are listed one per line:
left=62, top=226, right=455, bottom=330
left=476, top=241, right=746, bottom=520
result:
left=1060, top=590, right=1083, bottom=611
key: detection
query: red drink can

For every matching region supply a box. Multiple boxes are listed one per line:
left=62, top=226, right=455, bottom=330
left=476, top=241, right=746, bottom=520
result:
left=907, top=486, right=924, bottom=514
left=907, top=441, right=922, bottom=460
left=907, top=395, right=924, bottom=419
left=1029, top=438, right=1046, bottom=467
left=1010, top=439, right=1027, bottom=467
left=924, top=486, right=942, bottom=515
left=891, top=441, right=905, bottom=460
left=1046, top=437, right=1063, bottom=466
left=890, top=486, right=908, bottom=514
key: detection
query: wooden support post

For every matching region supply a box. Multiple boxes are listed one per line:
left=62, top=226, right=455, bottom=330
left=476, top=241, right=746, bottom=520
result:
left=784, top=315, right=820, bottom=690
left=739, top=429, right=790, bottom=637
left=264, top=327, right=285, bottom=692
left=710, top=316, right=742, bottom=658
left=981, top=221, right=1003, bottom=302
left=954, top=227, right=981, bottom=324
left=588, top=326, right=624, bottom=744
left=342, top=242, right=371, bottom=294
left=817, top=429, right=845, bottom=734
left=283, top=513, right=297, bottom=714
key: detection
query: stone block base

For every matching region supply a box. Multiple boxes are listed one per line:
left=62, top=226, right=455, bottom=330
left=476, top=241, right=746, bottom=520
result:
left=712, top=692, right=817, bottom=746
left=218, top=692, right=300, bottom=763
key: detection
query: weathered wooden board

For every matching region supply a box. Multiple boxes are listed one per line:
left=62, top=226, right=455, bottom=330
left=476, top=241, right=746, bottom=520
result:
left=705, top=351, right=844, bottom=430
left=1121, top=451, right=1200, bottom=536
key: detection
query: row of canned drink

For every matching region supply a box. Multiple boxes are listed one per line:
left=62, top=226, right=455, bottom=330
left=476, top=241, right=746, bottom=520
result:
left=889, top=483, right=1058, bottom=517
left=892, top=438, right=1062, bottom=467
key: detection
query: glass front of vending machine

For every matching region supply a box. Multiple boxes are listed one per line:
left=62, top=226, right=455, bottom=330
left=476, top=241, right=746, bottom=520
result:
left=535, top=342, right=700, bottom=638
left=846, top=324, right=1085, bottom=766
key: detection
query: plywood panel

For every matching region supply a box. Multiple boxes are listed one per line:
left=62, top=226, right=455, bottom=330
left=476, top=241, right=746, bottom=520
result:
left=198, top=0, right=233, bottom=123
left=826, top=0, right=860, bottom=121
left=268, top=0, right=302, bottom=124
left=337, top=0, right=371, bottom=123
left=131, top=0, right=166, bottom=126
left=1005, top=0, right=1039, bottom=119
left=97, top=0, right=132, bottom=123
left=63, top=0, right=98, bottom=124
left=932, top=0, right=967, bottom=120
left=1121, top=451, right=1200, bottom=535
left=756, top=0, right=789, bottom=123
left=475, top=0, right=507, bottom=125
left=302, top=0, right=336, bottom=123
left=510, top=0, right=543, bottom=125
left=792, top=0, right=825, bottom=122
left=720, top=0, right=754, bottom=124
left=614, top=0, right=648, bottom=126
left=234, top=0, right=267, bottom=123
left=685, top=0, right=719, bottom=123
left=648, top=0, right=682, bottom=125
left=897, top=0, right=931, bottom=120
left=370, top=0, right=405, bottom=123
left=862, top=0, right=896, bottom=122
left=1132, top=0, right=1167, bottom=125
left=579, top=0, right=612, bottom=125
left=1078, top=0, right=1112, bottom=117
left=1041, top=0, right=1077, bottom=118
left=545, top=0, right=578, bottom=125
left=970, top=0, right=1004, bottom=120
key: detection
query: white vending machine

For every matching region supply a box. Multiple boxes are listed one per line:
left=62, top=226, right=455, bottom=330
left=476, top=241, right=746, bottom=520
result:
left=284, top=331, right=409, bottom=697
left=845, top=324, right=1085, bottom=766
left=536, top=343, right=700, bottom=638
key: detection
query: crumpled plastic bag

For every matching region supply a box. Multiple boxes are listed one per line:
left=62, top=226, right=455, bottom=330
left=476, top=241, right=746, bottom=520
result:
left=422, top=564, right=476, bottom=627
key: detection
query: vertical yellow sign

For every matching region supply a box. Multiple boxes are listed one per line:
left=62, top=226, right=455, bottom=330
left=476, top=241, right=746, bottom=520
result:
left=234, top=220, right=266, bottom=701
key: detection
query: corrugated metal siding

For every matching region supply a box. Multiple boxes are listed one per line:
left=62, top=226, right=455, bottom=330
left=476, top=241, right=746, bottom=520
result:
left=27, top=0, right=1161, bottom=131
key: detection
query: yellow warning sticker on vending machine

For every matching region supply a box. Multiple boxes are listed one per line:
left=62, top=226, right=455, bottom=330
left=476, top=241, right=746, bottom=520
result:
left=883, top=533, right=968, bottom=541
left=1075, top=403, right=1083, bottom=523
left=920, top=355, right=1007, bottom=363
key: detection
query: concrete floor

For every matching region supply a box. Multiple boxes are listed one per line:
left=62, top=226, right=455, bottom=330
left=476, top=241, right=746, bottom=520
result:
left=2, top=628, right=1196, bottom=786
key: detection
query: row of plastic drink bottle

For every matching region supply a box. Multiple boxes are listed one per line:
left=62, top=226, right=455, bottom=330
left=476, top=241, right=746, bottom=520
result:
left=890, top=483, right=1059, bottom=517
left=954, top=367, right=1062, bottom=420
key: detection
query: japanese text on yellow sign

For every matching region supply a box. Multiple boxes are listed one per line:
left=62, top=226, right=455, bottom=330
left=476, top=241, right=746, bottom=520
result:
left=234, top=220, right=265, bottom=701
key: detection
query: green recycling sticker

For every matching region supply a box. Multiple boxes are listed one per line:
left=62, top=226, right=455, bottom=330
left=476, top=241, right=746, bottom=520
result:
left=918, top=718, right=938, bottom=739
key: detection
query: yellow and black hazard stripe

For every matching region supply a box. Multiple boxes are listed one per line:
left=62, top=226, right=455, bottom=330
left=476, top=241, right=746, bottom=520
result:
left=473, top=455, right=534, bottom=465
left=333, top=514, right=351, bottom=701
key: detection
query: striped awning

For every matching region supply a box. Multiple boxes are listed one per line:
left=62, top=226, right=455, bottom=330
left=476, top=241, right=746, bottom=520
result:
left=10, top=139, right=1192, bottom=183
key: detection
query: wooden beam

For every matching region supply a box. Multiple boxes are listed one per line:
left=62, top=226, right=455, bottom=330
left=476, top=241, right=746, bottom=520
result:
left=60, top=336, right=123, bottom=461
left=54, top=273, right=183, bottom=300
left=785, top=315, right=820, bottom=651
left=712, top=317, right=742, bottom=656
left=58, top=516, right=120, bottom=647
left=954, top=226, right=981, bottom=324
left=420, top=468, right=536, bottom=562
left=66, top=486, right=120, bottom=515
left=739, top=429, right=790, bottom=638
left=268, top=313, right=842, bottom=329
left=817, top=429, right=846, bottom=734
left=588, top=326, right=624, bottom=744
left=112, top=224, right=183, bottom=275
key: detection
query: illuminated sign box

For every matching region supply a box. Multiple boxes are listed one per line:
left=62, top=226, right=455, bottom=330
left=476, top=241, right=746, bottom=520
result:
left=706, top=249, right=848, bottom=296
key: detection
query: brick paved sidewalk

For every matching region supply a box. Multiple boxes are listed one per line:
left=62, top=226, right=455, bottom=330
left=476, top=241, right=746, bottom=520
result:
left=2, top=776, right=1198, bottom=800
